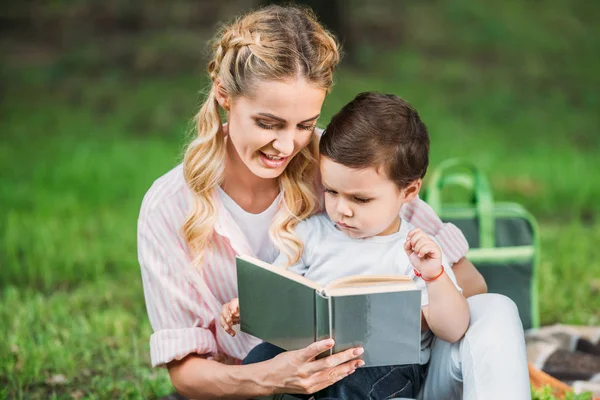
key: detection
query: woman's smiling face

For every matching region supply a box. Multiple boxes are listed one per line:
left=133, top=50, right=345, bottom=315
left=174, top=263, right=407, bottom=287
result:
left=221, top=78, right=326, bottom=180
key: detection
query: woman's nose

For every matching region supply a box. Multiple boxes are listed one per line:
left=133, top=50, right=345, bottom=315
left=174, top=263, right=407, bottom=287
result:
left=272, top=129, right=295, bottom=156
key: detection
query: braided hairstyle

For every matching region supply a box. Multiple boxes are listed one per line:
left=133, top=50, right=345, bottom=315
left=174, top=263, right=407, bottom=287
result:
left=183, top=5, right=340, bottom=268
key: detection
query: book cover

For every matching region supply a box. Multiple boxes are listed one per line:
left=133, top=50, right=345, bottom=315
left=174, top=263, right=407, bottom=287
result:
left=236, top=255, right=422, bottom=366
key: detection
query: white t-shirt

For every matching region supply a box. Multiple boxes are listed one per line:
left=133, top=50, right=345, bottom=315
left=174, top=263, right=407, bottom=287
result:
left=272, top=212, right=462, bottom=364
left=217, top=187, right=280, bottom=263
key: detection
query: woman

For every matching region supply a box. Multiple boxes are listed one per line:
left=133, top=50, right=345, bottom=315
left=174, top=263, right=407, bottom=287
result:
left=137, top=5, right=530, bottom=399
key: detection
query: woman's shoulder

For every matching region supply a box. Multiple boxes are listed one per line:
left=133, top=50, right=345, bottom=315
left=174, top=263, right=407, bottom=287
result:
left=139, top=163, right=191, bottom=222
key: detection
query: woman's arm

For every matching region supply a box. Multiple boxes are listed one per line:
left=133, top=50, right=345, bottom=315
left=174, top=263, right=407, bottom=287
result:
left=168, top=340, right=365, bottom=399
left=452, top=257, right=487, bottom=298
left=168, top=356, right=272, bottom=399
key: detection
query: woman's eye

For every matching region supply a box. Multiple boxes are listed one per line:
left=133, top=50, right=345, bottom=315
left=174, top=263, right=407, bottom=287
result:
left=324, top=188, right=337, bottom=196
left=256, top=121, right=278, bottom=130
left=298, top=124, right=316, bottom=132
left=354, top=197, right=371, bottom=204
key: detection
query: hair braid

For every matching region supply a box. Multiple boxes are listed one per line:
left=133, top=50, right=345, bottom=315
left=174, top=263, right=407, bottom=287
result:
left=183, top=5, right=341, bottom=268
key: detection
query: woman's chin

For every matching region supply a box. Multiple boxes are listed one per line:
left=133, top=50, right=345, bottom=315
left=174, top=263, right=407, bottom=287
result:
left=249, top=162, right=287, bottom=180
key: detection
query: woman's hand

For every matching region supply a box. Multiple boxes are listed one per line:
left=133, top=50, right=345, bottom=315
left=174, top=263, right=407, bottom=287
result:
left=220, top=298, right=240, bottom=336
left=405, top=228, right=443, bottom=280
left=265, top=339, right=365, bottom=395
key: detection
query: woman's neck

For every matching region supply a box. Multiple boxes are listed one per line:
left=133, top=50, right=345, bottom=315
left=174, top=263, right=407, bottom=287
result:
left=221, top=139, right=280, bottom=214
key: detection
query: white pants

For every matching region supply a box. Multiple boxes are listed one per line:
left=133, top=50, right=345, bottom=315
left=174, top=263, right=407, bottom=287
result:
left=419, top=294, right=531, bottom=400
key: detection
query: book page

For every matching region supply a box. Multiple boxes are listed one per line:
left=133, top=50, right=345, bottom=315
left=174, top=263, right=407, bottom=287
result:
left=326, top=274, right=412, bottom=288
left=324, top=274, right=417, bottom=296
left=324, top=281, right=418, bottom=297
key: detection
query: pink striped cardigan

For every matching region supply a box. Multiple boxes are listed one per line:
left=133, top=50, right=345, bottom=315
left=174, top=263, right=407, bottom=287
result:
left=137, top=164, right=469, bottom=367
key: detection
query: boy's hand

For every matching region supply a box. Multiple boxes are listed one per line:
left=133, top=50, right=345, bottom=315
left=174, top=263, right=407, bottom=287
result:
left=220, top=298, right=240, bottom=337
left=404, top=228, right=443, bottom=280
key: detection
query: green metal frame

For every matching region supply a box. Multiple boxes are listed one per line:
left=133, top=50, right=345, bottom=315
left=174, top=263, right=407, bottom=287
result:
left=424, top=159, right=540, bottom=328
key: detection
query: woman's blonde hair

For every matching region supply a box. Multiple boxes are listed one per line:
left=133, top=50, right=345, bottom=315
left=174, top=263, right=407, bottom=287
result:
left=183, top=5, right=340, bottom=268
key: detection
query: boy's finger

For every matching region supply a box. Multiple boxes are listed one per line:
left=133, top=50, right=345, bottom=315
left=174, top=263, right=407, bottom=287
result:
left=409, top=231, right=428, bottom=247
left=407, top=228, right=421, bottom=238
left=422, top=244, right=441, bottom=259
left=220, top=315, right=229, bottom=331
left=412, top=237, right=430, bottom=254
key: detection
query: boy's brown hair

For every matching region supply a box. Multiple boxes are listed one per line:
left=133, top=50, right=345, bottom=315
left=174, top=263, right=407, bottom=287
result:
left=320, top=92, right=430, bottom=189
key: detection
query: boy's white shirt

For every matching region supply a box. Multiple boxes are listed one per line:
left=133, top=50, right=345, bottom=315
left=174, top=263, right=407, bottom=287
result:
left=272, top=212, right=463, bottom=364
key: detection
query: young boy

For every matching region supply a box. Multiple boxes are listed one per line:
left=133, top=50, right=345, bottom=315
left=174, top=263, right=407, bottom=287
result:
left=221, top=92, right=470, bottom=399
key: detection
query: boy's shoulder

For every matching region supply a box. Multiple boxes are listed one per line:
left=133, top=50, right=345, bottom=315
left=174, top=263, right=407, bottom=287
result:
left=295, top=212, right=335, bottom=238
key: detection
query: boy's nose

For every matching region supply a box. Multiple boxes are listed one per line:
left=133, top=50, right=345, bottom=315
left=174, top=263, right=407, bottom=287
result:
left=336, top=199, right=353, bottom=217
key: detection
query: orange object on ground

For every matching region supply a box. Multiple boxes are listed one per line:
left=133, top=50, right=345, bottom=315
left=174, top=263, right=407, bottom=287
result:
left=529, top=362, right=574, bottom=398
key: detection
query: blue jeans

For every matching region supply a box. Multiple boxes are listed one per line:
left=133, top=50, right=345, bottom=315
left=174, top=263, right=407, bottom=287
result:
left=243, top=342, right=426, bottom=400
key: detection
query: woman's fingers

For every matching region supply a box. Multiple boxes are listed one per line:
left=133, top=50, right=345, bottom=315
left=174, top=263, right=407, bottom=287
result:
left=307, top=359, right=362, bottom=393
left=271, top=341, right=364, bottom=395
left=307, top=346, right=364, bottom=374
left=297, top=339, right=335, bottom=362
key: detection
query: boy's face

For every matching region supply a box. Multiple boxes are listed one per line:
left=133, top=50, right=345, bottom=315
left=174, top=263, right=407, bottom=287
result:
left=320, top=156, right=419, bottom=239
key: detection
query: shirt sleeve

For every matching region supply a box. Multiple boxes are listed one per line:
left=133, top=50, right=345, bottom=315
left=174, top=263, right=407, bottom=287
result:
left=401, top=195, right=469, bottom=265
left=272, top=250, right=309, bottom=276
left=138, top=201, right=218, bottom=368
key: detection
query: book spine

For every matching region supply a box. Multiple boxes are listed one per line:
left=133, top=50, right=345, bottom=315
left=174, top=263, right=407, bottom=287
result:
left=315, top=291, right=332, bottom=357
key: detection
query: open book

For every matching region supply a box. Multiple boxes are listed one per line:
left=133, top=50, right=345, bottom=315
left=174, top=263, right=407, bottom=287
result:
left=236, top=255, right=422, bottom=367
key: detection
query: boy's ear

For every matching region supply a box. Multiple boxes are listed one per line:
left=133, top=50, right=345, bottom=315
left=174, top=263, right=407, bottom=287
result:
left=402, top=179, right=422, bottom=202
left=213, top=80, right=230, bottom=111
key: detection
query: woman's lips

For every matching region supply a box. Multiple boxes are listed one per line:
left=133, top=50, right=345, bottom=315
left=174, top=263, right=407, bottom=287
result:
left=259, top=151, right=288, bottom=168
left=336, top=222, right=355, bottom=229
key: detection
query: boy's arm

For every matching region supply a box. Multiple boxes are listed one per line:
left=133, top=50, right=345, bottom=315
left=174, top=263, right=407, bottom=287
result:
left=421, top=273, right=470, bottom=343
left=402, top=196, right=487, bottom=297
left=406, top=228, right=470, bottom=343
left=419, top=250, right=470, bottom=342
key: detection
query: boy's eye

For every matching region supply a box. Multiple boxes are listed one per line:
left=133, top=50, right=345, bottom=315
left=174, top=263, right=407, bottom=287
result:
left=354, top=197, right=371, bottom=204
left=324, top=188, right=337, bottom=196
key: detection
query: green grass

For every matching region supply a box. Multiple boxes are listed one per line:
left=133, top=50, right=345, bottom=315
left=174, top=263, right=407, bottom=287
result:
left=0, top=274, right=173, bottom=399
left=532, top=385, right=593, bottom=400
left=1, top=0, right=599, bottom=398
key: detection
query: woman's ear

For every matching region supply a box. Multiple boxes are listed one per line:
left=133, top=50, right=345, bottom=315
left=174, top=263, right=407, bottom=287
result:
left=402, top=179, right=422, bottom=203
left=213, top=80, right=230, bottom=111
